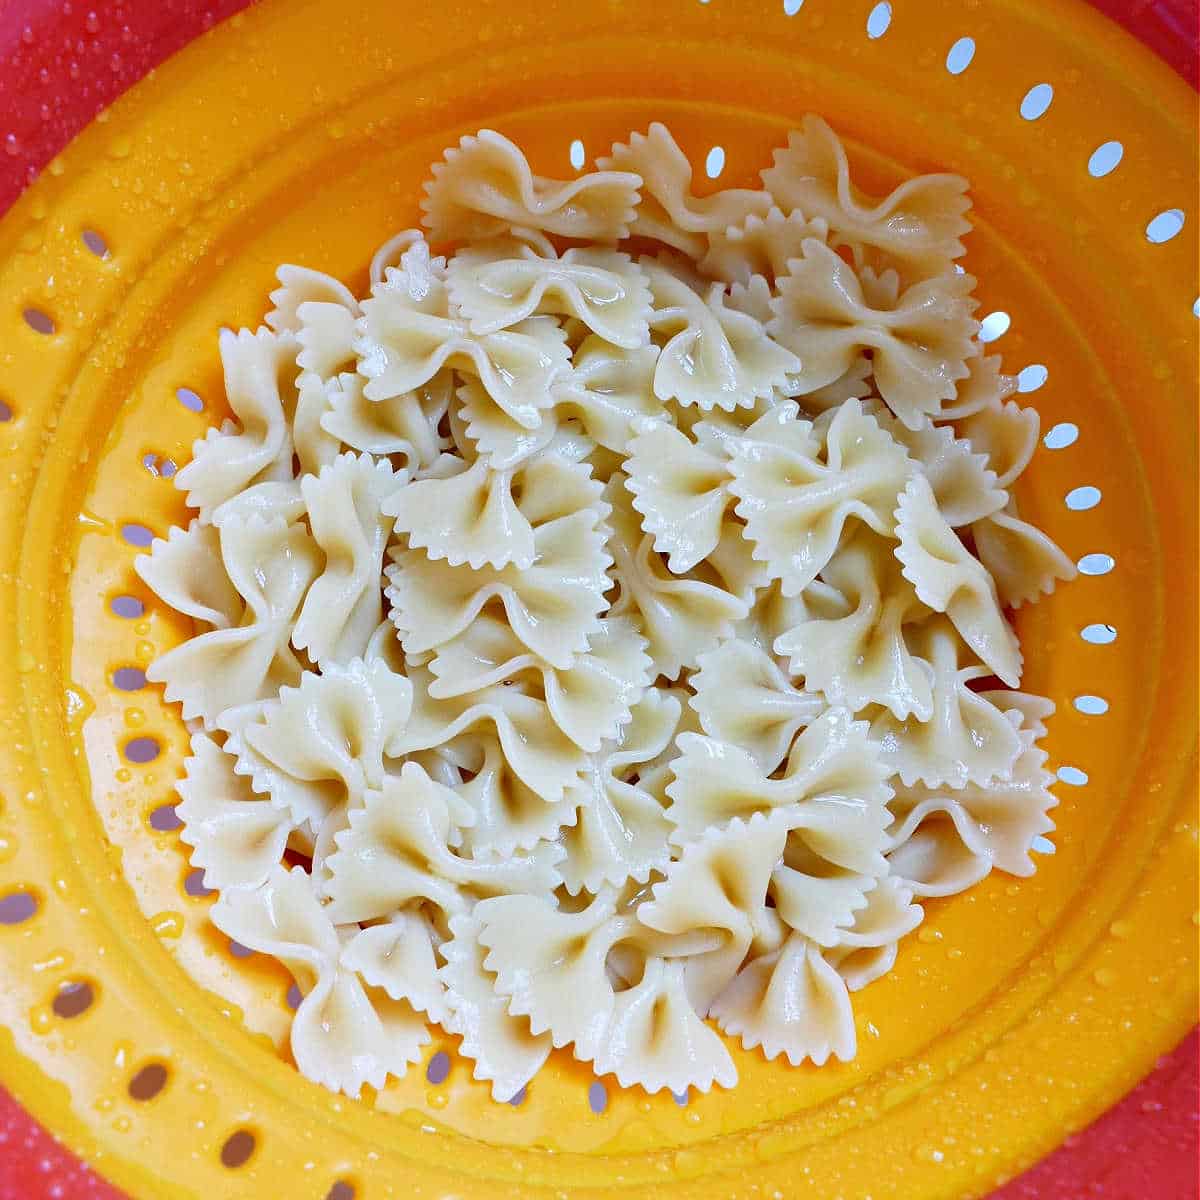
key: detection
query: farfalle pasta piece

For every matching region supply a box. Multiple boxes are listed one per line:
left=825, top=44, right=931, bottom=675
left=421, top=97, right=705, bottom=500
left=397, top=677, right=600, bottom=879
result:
left=797, top=355, right=874, bottom=415
left=770, top=239, right=978, bottom=429
left=455, top=377, right=559, bottom=469
left=210, top=478, right=306, bottom=528
left=550, top=336, right=663, bottom=453
left=356, top=237, right=570, bottom=428
left=734, top=578, right=819, bottom=656
left=761, top=113, right=970, bottom=278
left=427, top=613, right=650, bottom=753
left=769, top=834, right=877, bottom=948
left=887, top=733, right=1057, bottom=898
left=448, top=235, right=652, bottom=349
left=559, top=688, right=681, bottom=895
left=955, top=397, right=1039, bottom=490
left=624, top=406, right=784, bottom=577
left=339, top=909, right=450, bottom=1024
left=220, top=656, right=412, bottom=828
left=643, top=257, right=800, bottom=412
left=972, top=505, right=1077, bottom=608
left=135, top=520, right=241, bottom=629
left=700, top=207, right=831, bottom=286
left=175, top=328, right=299, bottom=521
left=478, top=889, right=712, bottom=1060
left=451, top=732, right=578, bottom=855
left=598, top=124, right=771, bottom=257
left=321, top=370, right=451, bottom=470
left=605, top=474, right=748, bottom=678
left=690, top=640, right=823, bottom=773
left=638, top=813, right=790, bottom=1010
left=476, top=891, right=626, bottom=1059
left=142, top=515, right=321, bottom=724
left=830, top=872, right=923, bottom=953
left=870, top=615, right=1023, bottom=789
left=266, top=264, right=358, bottom=338
left=390, top=664, right=589, bottom=802
left=440, top=912, right=553, bottom=1102
left=211, top=866, right=428, bottom=1097
left=879, top=413, right=1007, bottom=526
left=324, top=763, right=561, bottom=924
left=266, top=267, right=362, bottom=476
left=709, top=932, right=855, bottom=1067
left=592, top=956, right=737, bottom=1095
left=725, top=274, right=775, bottom=325
left=937, top=353, right=1016, bottom=420
left=386, top=500, right=611, bottom=669
left=624, top=419, right=733, bottom=573
left=894, top=475, right=1022, bottom=684
left=292, top=452, right=399, bottom=667
left=665, top=708, right=892, bottom=876
left=175, top=732, right=294, bottom=892
left=729, top=400, right=912, bottom=595
left=774, top=531, right=933, bottom=721
left=385, top=448, right=605, bottom=572
left=266, top=267, right=356, bottom=472
left=422, top=128, right=642, bottom=242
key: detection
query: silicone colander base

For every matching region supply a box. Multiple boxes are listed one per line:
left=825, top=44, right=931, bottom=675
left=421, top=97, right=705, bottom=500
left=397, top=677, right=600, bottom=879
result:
left=0, top=1, right=1195, bottom=1198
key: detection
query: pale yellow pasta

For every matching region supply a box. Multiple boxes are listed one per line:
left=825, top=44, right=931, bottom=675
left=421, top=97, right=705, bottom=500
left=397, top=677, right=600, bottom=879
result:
left=145, top=118, right=1070, bottom=1103
left=599, top=123, right=771, bottom=257
left=761, top=113, right=971, bottom=278
left=770, top=239, right=979, bottom=429
left=423, top=129, right=642, bottom=242
left=175, top=328, right=299, bottom=520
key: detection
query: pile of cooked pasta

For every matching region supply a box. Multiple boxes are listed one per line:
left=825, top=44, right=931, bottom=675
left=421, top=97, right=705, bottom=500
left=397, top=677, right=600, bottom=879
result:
left=137, top=117, right=1076, bottom=1102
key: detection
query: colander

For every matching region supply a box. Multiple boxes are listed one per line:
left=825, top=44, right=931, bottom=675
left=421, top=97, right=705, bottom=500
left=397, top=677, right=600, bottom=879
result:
left=0, top=1, right=1196, bottom=1197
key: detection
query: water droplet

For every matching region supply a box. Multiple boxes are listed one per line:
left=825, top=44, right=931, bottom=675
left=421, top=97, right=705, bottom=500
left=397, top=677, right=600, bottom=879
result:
left=1093, top=967, right=1117, bottom=987
left=4, top=134, right=20, bottom=158
left=1109, top=920, right=1132, bottom=939
left=29, top=1004, right=54, bottom=1035
left=150, top=911, right=184, bottom=938
left=84, top=10, right=100, bottom=32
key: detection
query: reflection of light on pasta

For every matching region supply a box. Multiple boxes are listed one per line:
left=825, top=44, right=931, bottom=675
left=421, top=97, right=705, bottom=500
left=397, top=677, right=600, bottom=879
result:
left=135, top=118, right=1076, bottom=1102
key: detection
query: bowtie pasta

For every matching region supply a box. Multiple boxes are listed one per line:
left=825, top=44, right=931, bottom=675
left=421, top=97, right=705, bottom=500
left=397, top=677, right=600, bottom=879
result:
left=138, top=118, right=1075, bottom=1104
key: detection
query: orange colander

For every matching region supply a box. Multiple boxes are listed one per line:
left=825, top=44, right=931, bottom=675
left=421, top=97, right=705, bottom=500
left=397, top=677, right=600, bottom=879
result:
left=0, top=1, right=1196, bottom=1198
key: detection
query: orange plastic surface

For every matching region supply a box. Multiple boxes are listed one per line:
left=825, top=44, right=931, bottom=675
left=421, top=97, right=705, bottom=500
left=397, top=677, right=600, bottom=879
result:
left=0, top=1, right=1195, bottom=1198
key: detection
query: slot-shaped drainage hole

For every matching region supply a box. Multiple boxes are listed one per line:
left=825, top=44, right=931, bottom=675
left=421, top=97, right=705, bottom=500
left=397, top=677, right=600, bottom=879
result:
left=124, top=736, right=161, bottom=764
left=110, top=594, right=145, bottom=618
left=220, top=1129, right=257, bottom=1169
left=426, top=1051, right=451, bottom=1084
left=82, top=229, right=111, bottom=257
left=113, top=666, right=146, bottom=691
left=52, top=980, right=96, bottom=1019
left=587, top=1081, right=608, bottom=1114
left=120, top=523, right=154, bottom=548
left=0, top=890, right=39, bottom=925
left=177, top=387, right=205, bottom=413
left=149, top=804, right=182, bottom=832
left=23, top=308, right=56, bottom=334
left=128, top=1062, right=169, bottom=1101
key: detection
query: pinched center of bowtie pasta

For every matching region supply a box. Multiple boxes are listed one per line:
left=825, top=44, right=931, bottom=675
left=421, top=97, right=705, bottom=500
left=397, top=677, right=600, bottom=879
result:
left=137, top=118, right=1073, bottom=1102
